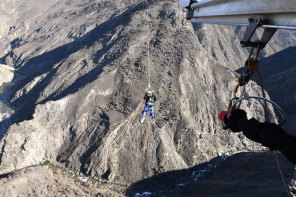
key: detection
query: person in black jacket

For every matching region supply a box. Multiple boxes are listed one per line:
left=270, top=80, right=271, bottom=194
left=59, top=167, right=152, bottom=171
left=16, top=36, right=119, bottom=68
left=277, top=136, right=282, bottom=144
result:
left=140, top=89, right=156, bottom=123
left=220, top=109, right=296, bottom=164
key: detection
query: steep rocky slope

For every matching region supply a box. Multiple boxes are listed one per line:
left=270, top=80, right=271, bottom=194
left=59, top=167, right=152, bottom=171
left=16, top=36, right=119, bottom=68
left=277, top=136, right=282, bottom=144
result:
left=0, top=163, right=125, bottom=196
left=0, top=0, right=295, bottom=195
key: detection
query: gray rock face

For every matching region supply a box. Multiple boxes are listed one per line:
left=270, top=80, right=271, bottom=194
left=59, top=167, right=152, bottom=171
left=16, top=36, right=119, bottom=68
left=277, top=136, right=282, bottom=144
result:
left=0, top=165, right=124, bottom=196
left=0, top=0, right=294, bottom=188
left=0, top=66, right=14, bottom=87
left=0, top=66, right=15, bottom=132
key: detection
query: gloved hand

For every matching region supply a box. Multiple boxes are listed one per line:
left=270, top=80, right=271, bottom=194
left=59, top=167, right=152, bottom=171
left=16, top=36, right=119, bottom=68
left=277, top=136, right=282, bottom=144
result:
left=224, top=109, right=247, bottom=132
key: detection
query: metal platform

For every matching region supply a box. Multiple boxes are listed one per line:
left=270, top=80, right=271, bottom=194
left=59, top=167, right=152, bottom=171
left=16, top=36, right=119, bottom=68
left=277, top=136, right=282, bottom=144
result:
left=180, top=0, right=296, bottom=30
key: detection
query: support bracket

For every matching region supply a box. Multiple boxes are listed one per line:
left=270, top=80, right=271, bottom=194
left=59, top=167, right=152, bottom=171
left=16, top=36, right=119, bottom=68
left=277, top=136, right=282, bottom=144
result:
left=241, top=16, right=277, bottom=50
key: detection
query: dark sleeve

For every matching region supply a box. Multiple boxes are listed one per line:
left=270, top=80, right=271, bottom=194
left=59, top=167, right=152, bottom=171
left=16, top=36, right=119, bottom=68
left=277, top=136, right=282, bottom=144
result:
left=154, top=95, right=156, bottom=101
left=237, top=117, right=296, bottom=164
left=144, top=95, right=147, bottom=100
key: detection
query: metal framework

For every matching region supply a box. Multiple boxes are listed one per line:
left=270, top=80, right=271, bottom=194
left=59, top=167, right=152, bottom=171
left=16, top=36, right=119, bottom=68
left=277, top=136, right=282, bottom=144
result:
left=179, top=0, right=296, bottom=30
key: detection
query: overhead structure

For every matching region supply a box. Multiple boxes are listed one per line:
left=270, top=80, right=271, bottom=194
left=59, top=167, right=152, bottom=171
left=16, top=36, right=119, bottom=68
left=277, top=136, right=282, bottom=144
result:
left=180, top=0, right=296, bottom=50
left=180, top=0, right=296, bottom=30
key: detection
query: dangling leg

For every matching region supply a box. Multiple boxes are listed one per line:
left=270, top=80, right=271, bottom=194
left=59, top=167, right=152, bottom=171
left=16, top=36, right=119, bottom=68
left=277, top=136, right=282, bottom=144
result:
left=149, top=105, right=155, bottom=120
left=141, top=104, right=148, bottom=123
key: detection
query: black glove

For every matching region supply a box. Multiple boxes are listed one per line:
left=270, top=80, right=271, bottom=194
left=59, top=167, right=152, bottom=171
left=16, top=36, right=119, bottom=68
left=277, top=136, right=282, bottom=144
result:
left=224, top=109, right=247, bottom=132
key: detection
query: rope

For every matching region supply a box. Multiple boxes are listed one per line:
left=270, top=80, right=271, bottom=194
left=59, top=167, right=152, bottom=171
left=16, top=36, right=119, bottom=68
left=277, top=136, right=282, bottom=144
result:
left=293, top=166, right=296, bottom=183
left=256, top=65, right=290, bottom=197
left=256, top=69, right=270, bottom=122
left=274, top=151, right=291, bottom=196
left=291, top=167, right=296, bottom=197
left=146, top=4, right=151, bottom=89
left=231, top=47, right=290, bottom=196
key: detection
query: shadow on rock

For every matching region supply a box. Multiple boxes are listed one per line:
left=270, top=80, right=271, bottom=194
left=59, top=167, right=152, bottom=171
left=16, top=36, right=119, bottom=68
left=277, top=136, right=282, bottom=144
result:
left=126, top=151, right=294, bottom=197
left=6, top=0, right=153, bottom=124
left=236, top=46, right=296, bottom=132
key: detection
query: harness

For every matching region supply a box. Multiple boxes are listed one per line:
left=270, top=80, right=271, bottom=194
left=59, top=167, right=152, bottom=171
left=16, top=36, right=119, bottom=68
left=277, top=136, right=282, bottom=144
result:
left=146, top=99, right=154, bottom=109
left=147, top=104, right=153, bottom=107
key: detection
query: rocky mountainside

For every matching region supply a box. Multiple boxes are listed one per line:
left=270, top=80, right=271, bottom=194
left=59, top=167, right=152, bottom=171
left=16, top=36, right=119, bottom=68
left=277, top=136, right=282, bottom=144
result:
left=0, top=162, right=125, bottom=197
left=0, top=0, right=295, bottom=196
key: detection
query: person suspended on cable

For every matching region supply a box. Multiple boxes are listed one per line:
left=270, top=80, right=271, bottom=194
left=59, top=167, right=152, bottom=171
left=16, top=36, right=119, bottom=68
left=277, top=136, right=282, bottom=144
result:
left=140, top=88, right=156, bottom=123
left=219, top=109, right=296, bottom=164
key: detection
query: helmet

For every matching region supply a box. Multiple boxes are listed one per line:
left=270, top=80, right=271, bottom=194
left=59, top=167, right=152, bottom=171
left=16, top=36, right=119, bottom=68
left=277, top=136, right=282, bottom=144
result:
left=147, top=90, right=152, bottom=95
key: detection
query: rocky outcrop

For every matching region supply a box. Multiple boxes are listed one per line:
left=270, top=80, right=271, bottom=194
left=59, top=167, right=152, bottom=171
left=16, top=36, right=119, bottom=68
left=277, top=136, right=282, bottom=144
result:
left=0, top=66, right=15, bottom=133
left=0, top=97, right=70, bottom=174
left=0, top=66, right=14, bottom=87
left=0, top=164, right=124, bottom=196
left=0, top=0, right=294, bottom=189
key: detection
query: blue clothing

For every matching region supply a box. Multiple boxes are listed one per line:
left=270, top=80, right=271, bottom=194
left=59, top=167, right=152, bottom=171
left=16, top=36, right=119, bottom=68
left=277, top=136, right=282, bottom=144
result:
left=142, top=102, right=155, bottom=119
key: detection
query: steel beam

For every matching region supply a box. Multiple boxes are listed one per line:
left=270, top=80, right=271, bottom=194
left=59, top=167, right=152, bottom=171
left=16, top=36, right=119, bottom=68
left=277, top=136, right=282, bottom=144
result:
left=180, top=0, right=296, bottom=29
left=179, top=0, right=191, bottom=8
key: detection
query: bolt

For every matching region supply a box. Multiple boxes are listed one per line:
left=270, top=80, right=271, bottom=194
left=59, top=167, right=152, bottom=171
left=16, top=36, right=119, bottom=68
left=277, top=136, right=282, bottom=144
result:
left=248, top=18, right=254, bottom=23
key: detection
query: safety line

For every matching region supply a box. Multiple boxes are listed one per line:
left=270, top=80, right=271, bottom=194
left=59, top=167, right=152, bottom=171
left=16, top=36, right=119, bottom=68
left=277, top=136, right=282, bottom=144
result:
left=293, top=166, right=296, bottom=182
left=256, top=68, right=290, bottom=197
left=275, top=151, right=291, bottom=197
left=233, top=48, right=290, bottom=196
left=146, top=2, right=151, bottom=88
